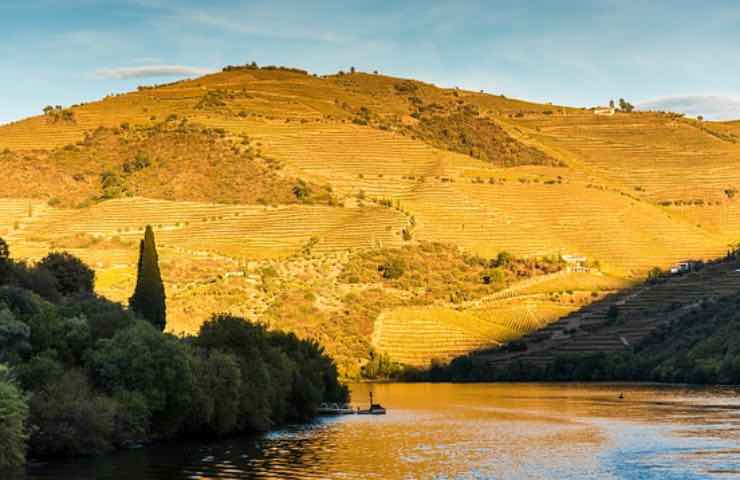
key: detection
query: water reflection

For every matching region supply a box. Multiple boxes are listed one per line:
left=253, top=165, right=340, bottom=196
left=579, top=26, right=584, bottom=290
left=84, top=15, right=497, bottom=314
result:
left=11, top=383, right=740, bottom=479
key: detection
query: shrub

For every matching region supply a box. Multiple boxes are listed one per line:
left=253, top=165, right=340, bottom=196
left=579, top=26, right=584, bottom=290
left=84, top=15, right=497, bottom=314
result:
left=361, top=350, right=402, bottom=379
left=111, top=390, right=151, bottom=446
left=28, top=370, right=115, bottom=456
left=494, top=251, right=513, bottom=267
left=394, top=81, right=418, bottom=94
left=100, top=170, right=126, bottom=199
left=292, top=180, right=311, bottom=201
left=16, top=352, right=64, bottom=392
left=122, top=152, right=151, bottom=174
left=378, top=259, right=405, bottom=279
left=481, top=268, right=505, bottom=285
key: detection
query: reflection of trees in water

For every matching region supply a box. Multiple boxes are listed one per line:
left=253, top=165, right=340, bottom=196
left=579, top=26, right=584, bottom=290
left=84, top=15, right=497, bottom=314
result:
left=249, top=424, right=335, bottom=478
left=21, top=384, right=740, bottom=480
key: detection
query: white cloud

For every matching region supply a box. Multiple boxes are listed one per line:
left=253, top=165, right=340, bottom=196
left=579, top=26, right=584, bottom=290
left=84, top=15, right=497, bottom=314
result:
left=637, top=95, right=740, bottom=121
left=94, top=64, right=215, bottom=79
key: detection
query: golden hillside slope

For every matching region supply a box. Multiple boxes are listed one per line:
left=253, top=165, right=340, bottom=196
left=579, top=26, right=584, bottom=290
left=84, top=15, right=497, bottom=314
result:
left=2, top=65, right=739, bottom=372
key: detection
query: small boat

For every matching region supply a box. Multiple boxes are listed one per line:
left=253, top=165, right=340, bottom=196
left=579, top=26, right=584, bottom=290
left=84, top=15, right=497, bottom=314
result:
left=357, top=392, right=387, bottom=415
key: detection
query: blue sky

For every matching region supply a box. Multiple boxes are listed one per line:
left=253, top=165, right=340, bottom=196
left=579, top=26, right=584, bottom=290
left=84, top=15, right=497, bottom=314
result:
left=3, top=0, right=740, bottom=124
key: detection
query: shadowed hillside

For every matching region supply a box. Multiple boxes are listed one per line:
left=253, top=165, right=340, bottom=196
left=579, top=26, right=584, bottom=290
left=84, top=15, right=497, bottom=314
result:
left=2, top=65, right=740, bottom=375
left=437, top=255, right=740, bottom=382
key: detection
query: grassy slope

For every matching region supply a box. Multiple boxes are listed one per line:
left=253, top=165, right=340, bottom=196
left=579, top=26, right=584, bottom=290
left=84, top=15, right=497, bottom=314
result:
left=2, top=66, right=740, bottom=372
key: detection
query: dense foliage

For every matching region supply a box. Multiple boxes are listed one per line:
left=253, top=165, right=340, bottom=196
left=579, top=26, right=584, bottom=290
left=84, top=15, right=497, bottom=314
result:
left=416, top=112, right=559, bottom=167
left=340, top=242, right=564, bottom=305
left=0, top=120, right=336, bottom=208
left=0, top=366, right=28, bottom=467
left=0, top=239, right=347, bottom=466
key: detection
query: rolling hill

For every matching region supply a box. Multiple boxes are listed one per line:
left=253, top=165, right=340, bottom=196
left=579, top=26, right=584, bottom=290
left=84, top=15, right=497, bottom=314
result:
left=2, top=64, right=739, bottom=375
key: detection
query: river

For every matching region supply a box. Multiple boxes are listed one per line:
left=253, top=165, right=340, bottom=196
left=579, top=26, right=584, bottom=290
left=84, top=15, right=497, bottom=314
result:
left=12, top=383, right=740, bottom=479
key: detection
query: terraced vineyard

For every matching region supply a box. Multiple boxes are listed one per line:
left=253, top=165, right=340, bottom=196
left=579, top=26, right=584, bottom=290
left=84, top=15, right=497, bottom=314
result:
left=374, top=299, right=580, bottom=366
left=2, top=65, right=740, bottom=375
left=12, top=197, right=408, bottom=258
left=478, top=260, right=740, bottom=369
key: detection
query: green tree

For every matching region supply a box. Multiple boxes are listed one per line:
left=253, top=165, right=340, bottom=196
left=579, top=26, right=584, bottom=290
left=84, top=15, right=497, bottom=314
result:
left=36, top=251, right=95, bottom=296
left=0, top=366, right=29, bottom=467
left=129, top=226, right=166, bottom=331
left=88, top=321, right=193, bottom=438
left=0, top=306, right=31, bottom=362
left=28, top=370, right=115, bottom=456
left=618, top=98, right=634, bottom=112
left=0, top=238, right=11, bottom=285
left=188, top=348, right=242, bottom=435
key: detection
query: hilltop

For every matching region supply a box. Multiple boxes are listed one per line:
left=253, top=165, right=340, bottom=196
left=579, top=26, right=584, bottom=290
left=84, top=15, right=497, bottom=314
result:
left=2, top=64, right=740, bottom=375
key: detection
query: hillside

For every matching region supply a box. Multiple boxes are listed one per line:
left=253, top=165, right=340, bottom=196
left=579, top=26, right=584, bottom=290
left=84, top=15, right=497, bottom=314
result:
left=2, top=64, right=740, bottom=375
left=422, top=255, right=740, bottom=384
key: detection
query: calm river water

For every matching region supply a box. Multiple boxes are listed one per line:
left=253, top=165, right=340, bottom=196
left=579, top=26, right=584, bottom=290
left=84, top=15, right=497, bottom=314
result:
left=11, top=383, right=740, bottom=479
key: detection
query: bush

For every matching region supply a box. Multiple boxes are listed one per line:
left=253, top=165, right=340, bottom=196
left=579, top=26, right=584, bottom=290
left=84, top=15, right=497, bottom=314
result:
left=378, top=259, right=405, bottom=279
left=16, top=351, right=64, bottom=392
left=122, top=152, right=151, bottom=173
left=361, top=350, right=403, bottom=379
left=292, top=180, right=311, bottom=201
left=0, top=367, right=29, bottom=467
left=111, top=390, right=151, bottom=446
left=100, top=171, right=127, bottom=199
left=28, top=370, right=115, bottom=456
left=36, top=252, right=95, bottom=296
left=494, top=251, right=513, bottom=267
left=481, top=268, right=505, bottom=285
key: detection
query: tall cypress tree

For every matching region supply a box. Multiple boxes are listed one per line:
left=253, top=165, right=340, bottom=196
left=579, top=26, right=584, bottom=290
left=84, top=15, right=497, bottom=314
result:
left=129, top=225, right=166, bottom=331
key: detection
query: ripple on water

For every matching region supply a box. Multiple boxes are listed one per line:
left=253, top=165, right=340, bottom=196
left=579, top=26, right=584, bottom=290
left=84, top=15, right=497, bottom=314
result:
left=13, top=383, right=740, bottom=480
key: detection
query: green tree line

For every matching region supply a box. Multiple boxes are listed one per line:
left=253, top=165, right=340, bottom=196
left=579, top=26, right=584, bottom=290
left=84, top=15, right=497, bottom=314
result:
left=0, top=231, right=348, bottom=468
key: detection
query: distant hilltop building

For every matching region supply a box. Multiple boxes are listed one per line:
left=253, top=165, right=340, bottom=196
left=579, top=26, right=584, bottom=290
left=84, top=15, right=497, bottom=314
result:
left=670, top=260, right=702, bottom=275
